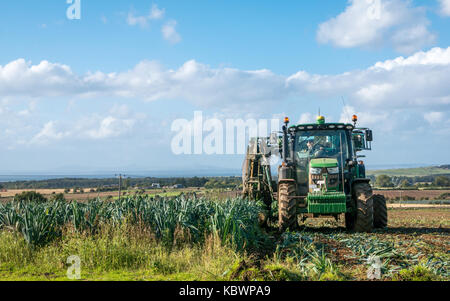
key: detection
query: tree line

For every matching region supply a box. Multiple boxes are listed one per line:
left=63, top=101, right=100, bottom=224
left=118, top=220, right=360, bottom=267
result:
left=0, top=176, right=242, bottom=190
left=374, top=174, right=450, bottom=188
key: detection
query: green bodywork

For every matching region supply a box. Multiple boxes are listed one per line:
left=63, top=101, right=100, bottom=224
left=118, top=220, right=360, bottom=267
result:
left=302, top=158, right=347, bottom=214
left=306, top=192, right=347, bottom=214
left=310, top=158, right=338, bottom=168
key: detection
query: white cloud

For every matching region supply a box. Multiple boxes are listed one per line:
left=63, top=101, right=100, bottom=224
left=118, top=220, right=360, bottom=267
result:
left=126, top=5, right=180, bottom=45
left=27, top=104, right=143, bottom=145
left=127, top=12, right=149, bottom=28
left=1, top=47, right=450, bottom=158
left=0, top=58, right=286, bottom=107
left=439, top=0, right=450, bottom=16
left=298, top=113, right=314, bottom=124
left=85, top=116, right=135, bottom=139
left=0, top=59, right=77, bottom=97
left=31, top=121, right=69, bottom=144
left=109, top=103, right=131, bottom=118
left=287, top=47, right=450, bottom=110
left=162, top=20, right=181, bottom=44
left=371, top=47, right=450, bottom=70
left=424, top=111, right=445, bottom=124
left=339, top=105, right=391, bottom=130
left=317, top=0, right=436, bottom=53
left=127, top=4, right=165, bottom=28
left=1, top=47, right=450, bottom=122
left=149, top=4, right=165, bottom=20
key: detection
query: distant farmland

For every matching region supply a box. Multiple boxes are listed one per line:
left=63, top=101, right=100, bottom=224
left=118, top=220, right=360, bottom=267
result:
left=374, top=189, right=450, bottom=200
left=367, top=165, right=450, bottom=177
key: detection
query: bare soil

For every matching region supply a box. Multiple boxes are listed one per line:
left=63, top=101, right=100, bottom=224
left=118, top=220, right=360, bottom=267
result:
left=374, top=189, right=450, bottom=200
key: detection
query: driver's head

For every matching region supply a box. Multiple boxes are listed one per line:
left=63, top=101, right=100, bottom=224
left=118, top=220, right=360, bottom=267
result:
left=307, top=140, right=314, bottom=149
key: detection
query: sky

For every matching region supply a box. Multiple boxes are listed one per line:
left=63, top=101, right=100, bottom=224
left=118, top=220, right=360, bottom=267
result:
left=0, top=0, right=449, bottom=175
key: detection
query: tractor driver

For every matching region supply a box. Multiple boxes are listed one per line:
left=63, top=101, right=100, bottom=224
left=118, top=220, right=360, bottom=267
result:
left=300, top=138, right=318, bottom=156
left=298, top=138, right=315, bottom=154
left=306, top=139, right=314, bottom=152
left=304, top=138, right=326, bottom=158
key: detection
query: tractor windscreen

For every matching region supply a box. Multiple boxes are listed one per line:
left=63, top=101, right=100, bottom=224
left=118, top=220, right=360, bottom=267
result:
left=294, top=130, right=350, bottom=168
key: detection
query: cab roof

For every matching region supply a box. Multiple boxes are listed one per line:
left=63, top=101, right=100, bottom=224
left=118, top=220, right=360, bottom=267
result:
left=289, top=123, right=355, bottom=131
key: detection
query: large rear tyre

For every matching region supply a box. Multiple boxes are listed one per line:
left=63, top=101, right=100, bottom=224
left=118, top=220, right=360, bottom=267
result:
left=345, top=212, right=355, bottom=230
left=373, top=194, right=388, bottom=229
left=278, top=182, right=297, bottom=231
left=349, top=182, right=374, bottom=233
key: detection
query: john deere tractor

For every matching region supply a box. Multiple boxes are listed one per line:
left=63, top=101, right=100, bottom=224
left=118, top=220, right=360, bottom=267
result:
left=242, top=115, right=387, bottom=232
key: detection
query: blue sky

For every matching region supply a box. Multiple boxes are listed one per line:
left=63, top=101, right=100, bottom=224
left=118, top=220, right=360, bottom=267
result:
left=0, top=0, right=449, bottom=174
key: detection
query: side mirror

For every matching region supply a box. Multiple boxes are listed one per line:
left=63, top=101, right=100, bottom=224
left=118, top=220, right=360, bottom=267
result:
left=353, top=131, right=372, bottom=151
left=366, top=130, right=373, bottom=142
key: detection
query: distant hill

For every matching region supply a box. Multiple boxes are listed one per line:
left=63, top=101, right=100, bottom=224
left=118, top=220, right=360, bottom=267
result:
left=367, top=165, right=450, bottom=177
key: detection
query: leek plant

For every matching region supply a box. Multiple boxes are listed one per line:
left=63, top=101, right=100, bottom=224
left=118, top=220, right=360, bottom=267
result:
left=0, top=196, right=263, bottom=250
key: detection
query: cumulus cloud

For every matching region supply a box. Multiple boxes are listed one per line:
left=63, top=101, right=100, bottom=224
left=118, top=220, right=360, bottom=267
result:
left=126, top=4, right=180, bottom=44
left=2, top=47, right=450, bottom=154
left=424, top=111, right=445, bottom=125
left=84, top=116, right=136, bottom=139
left=31, top=121, right=69, bottom=144
left=162, top=20, right=181, bottom=44
left=439, top=0, right=450, bottom=16
left=316, top=0, right=436, bottom=53
left=1, top=47, right=450, bottom=119
left=28, top=105, right=144, bottom=145
left=149, top=4, right=165, bottom=20
left=370, top=46, right=450, bottom=70
left=0, top=59, right=78, bottom=97
left=0, top=58, right=287, bottom=107
left=287, top=47, right=450, bottom=110
left=340, top=105, right=392, bottom=130
left=298, top=113, right=315, bottom=124
left=127, top=4, right=165, bottom=27
left=127, top=12, right=149, bottom=28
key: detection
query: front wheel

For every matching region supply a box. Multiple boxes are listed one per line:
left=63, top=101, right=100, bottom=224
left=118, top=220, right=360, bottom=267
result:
left=278, top=182, right=297, bottom=231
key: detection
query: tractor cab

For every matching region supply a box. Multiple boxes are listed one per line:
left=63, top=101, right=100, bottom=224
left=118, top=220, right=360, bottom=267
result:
left=280, top=116, right=354, bottom=194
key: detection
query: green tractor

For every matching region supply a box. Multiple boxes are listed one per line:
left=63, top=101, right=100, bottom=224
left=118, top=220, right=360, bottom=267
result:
left=242, top=115, right=387, bottom=232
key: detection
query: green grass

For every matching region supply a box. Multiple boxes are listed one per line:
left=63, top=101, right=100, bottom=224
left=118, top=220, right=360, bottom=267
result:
left=367, top=166, right=450, bottom=177
left=0, top=225, right=242, bottom=281
left=393, top=264, right=440, bottom=281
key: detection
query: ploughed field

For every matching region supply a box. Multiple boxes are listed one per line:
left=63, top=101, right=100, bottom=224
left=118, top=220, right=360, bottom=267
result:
left=0, top=195, right=448, bottom=281
left=0, top=187, right=207, bottom=203
left=1, top=188, right=447, bottom=204
left=374, top=189, right=450, bottom=200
